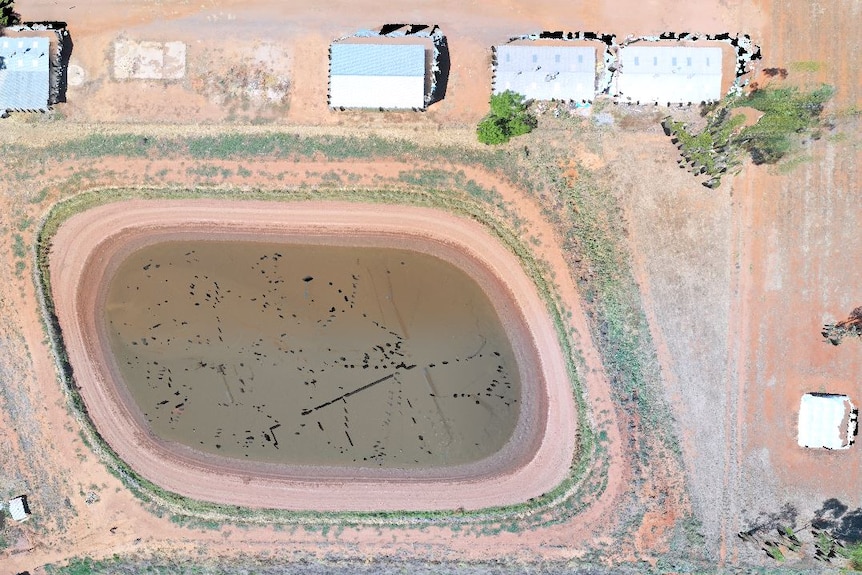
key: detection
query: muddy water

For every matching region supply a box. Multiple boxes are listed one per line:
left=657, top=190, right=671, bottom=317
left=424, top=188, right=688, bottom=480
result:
left=105, top=241, right=521, bottom=468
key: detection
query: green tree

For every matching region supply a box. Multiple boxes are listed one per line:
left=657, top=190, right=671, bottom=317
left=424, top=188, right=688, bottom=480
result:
left=0, top=0, right=19, bottom=27
left=476, top=90, right=537, bottom=145
left=736, top=84, right=834, bottom=164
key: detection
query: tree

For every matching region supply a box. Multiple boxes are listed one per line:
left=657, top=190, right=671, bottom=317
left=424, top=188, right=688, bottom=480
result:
left=476, top=90, right=537, bottom=145
left=0, top=0, right=20, bottom=27
left=736, top=84, right=834, bottom=165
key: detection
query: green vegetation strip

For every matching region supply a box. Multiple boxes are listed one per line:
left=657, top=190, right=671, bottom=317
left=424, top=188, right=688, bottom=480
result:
left=36, top=184, right=596, bottom=531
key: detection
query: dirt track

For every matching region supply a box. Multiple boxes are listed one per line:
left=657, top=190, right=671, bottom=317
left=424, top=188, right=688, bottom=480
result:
left=50, top=200, right=576, bottom=512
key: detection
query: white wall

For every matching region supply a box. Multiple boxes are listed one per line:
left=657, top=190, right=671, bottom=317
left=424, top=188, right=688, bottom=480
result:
left=330, top=76, right=425, bottom=109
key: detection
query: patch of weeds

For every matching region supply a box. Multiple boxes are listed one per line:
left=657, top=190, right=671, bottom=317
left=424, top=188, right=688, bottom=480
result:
left=765, top=542, right=785, bottom=562
left=236, top=165, right=252, bottom=178
left=320, top=170, right=342, bottom=185
left=28, top=186, right=50, bottom=204
left=17, top=216, right=33, bottom=232
left=736, top=84, right=834, bottom=164
left=12, top=233, right=26, bottom=258
left=15, top=260, right=26, bottom=277
left=790, top=60, right=822, bottom=73
left=846, top=541, right=862, bottom=571
left=776, top=153, right=814, bottom=174
left=57, top=134, right=159, bottom=159
left=186, top=164, right=222, bottom=178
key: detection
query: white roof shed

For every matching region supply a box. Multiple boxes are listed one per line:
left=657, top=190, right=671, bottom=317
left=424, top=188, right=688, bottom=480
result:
left=617, top=46, right=722, bottom=104
left=329, top=43, right=426, bottom=109
left=798, top=393, right=857, bottom=449
left=494, top=45, right=596, bottom=101
left=9, top=495, right=31, bottom=522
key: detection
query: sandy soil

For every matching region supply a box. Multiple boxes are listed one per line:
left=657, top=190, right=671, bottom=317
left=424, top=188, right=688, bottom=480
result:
left=50, top=200, right=576, bottom=512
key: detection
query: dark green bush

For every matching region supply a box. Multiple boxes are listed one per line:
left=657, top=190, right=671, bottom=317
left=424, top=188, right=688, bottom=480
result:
left=0, top=0, right=19, bottom=26
left=477, top=91, right=536, bottom=145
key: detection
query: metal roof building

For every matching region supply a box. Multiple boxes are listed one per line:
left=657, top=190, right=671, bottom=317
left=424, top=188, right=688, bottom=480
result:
left=617, top=46, right=722, bottom=104
left=494, top=45, right=596, bottom=101
left=0, top=37, right=50, bottom=112
left=329, top=43, right=426, bottom=109
left=798, top=393, right=857, bottom=449
left=9, top=495, right=31, bottom=522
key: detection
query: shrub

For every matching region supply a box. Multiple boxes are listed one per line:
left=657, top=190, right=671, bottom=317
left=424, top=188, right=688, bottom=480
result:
left=848, top=542, right=862, bottom=571
left=0, top=0, right=19, bottom=26
left=736, top=84, right=834, bottom=165
left=477, top=91, right=536, bottom=145
left=663, top=84, right=834, bottom=187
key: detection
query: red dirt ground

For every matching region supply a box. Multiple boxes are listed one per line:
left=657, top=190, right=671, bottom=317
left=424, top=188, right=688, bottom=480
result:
left=2, top=0, right=860, bottom=571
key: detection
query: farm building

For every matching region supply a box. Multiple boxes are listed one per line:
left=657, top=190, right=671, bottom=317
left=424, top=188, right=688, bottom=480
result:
left=8, top=495, right=31, bottom=522
left=617, top=45, right=722, bottom=104
left=329, top=43, right=426, bottom=109
left=0, top=37, right=50, bottom=112
left=494, top=45, right=596, bottom=101
left=798, top=393, right=858, bottom=449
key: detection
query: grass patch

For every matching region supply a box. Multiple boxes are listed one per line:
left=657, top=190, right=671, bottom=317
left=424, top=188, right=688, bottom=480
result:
left=790, top=60, right=822, bottom=73
left=12, top=233, right=26, bottom=258
left=847, top=541, right=862, bottom=571
left=17, top=216, right=33, bottom=232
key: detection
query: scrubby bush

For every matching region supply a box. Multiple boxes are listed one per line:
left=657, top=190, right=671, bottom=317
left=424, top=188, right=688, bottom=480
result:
left=477, top=91, right=536, bottom=145
left=736, top=84, right=834, bottom=164
left=663, top=84, right=834, bottom=188
left=0, top=0, right=20, bottom=26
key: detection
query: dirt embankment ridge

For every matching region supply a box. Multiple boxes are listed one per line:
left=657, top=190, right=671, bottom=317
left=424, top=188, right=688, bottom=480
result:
left=49, top=200, right=578, bottom=512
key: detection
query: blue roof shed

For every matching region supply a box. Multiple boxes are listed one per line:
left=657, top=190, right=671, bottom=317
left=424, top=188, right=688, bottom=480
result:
left=0, top=37, right=50, bottom=111
left=329, top=43, right=426, bottom=109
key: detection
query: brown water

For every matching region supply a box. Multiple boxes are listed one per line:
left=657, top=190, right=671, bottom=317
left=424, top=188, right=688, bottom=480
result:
left=104, top=241, right=521, bottom=468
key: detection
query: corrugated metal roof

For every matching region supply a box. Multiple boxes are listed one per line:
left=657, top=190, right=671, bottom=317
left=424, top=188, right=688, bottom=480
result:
left=0, top=37, right=50, bottom=111
left=798, top=393, right=855, bottom=449
left=330, top=43, right=425, bottom=77
left=617, top=46, right=722, bottom=103
left=621, top=46, right=721, bottom=75
left=9, top=496, right=30, bottom=522
left=494, top=45, right=596, bottom=101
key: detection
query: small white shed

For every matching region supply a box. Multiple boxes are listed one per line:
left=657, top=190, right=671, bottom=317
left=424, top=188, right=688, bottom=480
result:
left=798, top=393, right=857, bottom=449
left=8, top=495, right=31, bottom=522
